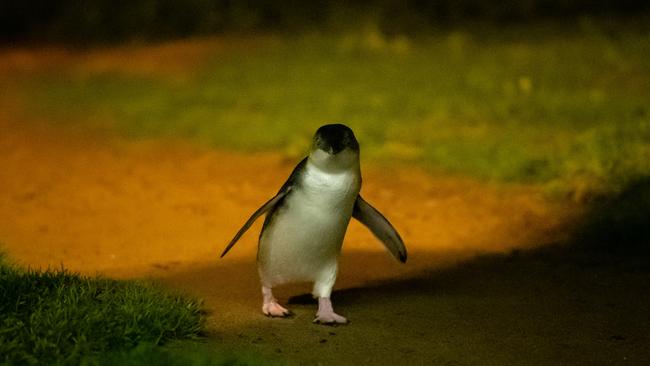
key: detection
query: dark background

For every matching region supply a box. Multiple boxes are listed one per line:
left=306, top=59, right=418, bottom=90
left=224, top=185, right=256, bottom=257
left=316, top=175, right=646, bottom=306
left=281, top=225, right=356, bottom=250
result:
left=2, top=0, right=649, bottom=45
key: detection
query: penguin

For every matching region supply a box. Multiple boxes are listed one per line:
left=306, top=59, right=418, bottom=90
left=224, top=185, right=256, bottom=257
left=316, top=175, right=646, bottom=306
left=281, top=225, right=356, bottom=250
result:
left=221, top=123, right=407, bottom=324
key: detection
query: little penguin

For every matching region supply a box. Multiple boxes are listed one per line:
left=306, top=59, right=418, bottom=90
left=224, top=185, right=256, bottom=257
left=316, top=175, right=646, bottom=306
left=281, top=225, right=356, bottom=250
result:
left=221, top=123, right=407, bottom=324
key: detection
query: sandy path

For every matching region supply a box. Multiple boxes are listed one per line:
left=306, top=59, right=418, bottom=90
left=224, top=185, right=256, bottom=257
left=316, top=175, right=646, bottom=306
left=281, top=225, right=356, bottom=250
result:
left=0, top=122, right=576, bottom=364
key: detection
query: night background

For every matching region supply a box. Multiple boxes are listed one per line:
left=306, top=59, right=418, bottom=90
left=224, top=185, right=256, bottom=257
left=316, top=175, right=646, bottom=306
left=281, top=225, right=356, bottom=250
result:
left=0, top=1, right=649, bottom=365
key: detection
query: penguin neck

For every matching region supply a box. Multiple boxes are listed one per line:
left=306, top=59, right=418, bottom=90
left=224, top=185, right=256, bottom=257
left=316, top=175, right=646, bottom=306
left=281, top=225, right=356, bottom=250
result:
left=302, top=156, right=361, bottom=211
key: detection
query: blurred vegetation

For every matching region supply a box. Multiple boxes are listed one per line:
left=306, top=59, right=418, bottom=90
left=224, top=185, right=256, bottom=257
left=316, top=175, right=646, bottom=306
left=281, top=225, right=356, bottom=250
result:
left=1, top=0, right=648, bottom=45
left=11, top=19, right=649, bottom=199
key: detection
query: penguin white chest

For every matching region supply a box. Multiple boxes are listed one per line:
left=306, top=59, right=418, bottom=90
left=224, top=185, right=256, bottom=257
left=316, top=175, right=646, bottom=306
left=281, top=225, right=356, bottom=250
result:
left=258, top=165, right=360, bottom=285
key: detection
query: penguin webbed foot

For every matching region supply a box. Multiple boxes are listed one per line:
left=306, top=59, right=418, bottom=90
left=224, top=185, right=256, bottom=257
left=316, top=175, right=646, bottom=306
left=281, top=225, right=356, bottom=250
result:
left=313, top=311, right=348, bottom=325
left=313, top=297, right=348, bottom=325
left=262, top=301, right=293, bottom=318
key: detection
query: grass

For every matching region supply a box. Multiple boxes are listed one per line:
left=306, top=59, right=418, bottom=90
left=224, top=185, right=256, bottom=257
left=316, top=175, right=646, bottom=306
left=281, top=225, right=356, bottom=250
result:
left=0, top=254, right=261, bottom=365
left=5, top=19, right=650, bottom=196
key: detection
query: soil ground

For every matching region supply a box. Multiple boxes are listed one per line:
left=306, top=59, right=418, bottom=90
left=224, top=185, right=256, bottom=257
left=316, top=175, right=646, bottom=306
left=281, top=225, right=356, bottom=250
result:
left=2, top=122, right=648, bottom=365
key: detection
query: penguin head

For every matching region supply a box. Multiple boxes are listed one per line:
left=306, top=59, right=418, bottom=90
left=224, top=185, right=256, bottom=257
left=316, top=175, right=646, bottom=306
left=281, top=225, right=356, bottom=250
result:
left=309, top=124, right=360, bottom=171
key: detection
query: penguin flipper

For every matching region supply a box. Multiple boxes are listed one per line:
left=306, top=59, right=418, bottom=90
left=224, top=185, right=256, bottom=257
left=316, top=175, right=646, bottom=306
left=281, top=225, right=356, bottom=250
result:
left=220, top=189, right=290, bottom=258
left=352, top=195, right=407, bottom=263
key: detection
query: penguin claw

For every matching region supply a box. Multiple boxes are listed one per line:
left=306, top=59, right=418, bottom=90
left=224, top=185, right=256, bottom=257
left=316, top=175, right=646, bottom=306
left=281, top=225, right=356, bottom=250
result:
left=263, top=302, right=292, bottom=318
left=313, top=312, right=348, bottom=325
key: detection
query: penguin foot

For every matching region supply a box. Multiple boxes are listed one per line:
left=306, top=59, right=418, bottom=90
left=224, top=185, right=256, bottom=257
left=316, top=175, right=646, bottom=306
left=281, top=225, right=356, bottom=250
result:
left=313, top=311, right=348, bottom=325
left=313, top=297, right=347, bottom=325
left=263, top=302, right=292, bottom=317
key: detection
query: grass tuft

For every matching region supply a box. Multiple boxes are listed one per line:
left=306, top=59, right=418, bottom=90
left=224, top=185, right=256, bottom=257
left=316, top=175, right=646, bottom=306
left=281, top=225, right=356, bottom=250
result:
left=0, top=262, right=204, bottom=365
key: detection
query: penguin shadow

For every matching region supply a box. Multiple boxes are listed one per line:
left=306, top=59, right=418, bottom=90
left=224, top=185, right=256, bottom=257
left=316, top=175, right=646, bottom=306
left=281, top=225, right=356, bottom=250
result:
left=293, top=229, right=650, bottom=316
left=254, top=247, right=531, bottom=313
left=158, top=248, right=486, bottom=313
left=285, top=249, right=493, bottom=308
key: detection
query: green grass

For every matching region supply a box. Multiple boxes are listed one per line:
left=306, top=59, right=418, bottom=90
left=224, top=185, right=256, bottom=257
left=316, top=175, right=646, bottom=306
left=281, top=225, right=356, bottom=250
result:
left=12, top=20, right=650, bottom=196
left=0, top=255, right=259, bottom=365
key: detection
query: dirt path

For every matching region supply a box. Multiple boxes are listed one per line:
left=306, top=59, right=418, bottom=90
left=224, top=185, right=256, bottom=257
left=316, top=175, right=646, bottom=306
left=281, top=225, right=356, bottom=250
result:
left=0, top=122, right=578, bottom=364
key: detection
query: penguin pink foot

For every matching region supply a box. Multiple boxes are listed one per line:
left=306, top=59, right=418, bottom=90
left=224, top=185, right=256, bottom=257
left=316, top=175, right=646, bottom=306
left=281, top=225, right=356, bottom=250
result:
left=263, top=301, right=291, bottom=317
left=313, top=297, right=348, bottom=325
left=262, top=286, right=292, bottom=317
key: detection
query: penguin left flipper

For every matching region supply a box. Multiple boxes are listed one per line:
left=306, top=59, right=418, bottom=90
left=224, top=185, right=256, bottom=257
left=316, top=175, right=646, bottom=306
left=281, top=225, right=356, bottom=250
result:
left=220, top=188, right=291, bottom=258
left=221, top=158, right=307, bottom=258
left=352, top=195, right=407, bottom=263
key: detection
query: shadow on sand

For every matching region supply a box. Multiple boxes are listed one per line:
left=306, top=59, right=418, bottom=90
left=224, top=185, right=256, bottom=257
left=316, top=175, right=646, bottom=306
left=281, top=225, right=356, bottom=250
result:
left=573, top=176, right=650, bottom=258
left=162, top=178, right=650, bottom=365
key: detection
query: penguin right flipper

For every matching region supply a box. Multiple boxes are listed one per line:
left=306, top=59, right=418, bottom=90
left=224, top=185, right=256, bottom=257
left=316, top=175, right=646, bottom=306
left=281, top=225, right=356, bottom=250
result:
left=352, top=195, right=407, bottom=263
left=220, top=189, right=290, bottom=258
